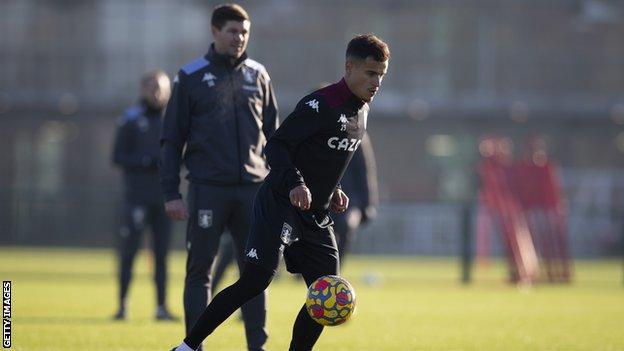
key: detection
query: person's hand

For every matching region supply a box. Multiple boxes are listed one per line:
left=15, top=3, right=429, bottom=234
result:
left=361, top=205, right=378, bottom=224
left=289, top=184, right=312, bottom=211
left=330, top=188, right=349, bottom=213
left=164, top=199, right=189, bottom=220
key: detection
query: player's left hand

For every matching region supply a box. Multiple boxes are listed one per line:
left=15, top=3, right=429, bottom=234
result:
left=330, top=189, right=349, bottom=213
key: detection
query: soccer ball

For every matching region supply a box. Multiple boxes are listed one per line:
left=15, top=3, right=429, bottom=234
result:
left=305, top=275, right=356, bottom=326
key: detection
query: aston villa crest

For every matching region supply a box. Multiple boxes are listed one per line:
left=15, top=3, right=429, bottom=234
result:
left=280, top=222, right=298, bottom=245
left=198, top=209, right=213, bottom=229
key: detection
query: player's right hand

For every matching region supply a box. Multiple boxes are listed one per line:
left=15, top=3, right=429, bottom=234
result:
left=164, top=199, right=189, bottom=220
left=289, top=184, right=312, bottom=211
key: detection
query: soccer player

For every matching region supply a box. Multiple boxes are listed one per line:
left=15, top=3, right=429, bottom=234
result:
left=160, top=4, right=278, bottom=351
left=170, top=33, right=389, bottom=351
left=111, top=70, right=177, bottom=321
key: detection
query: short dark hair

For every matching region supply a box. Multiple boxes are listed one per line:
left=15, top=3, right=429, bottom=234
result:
left=211, top=3, right=250, bottom=29
left=346, top=34, right=390, bottom=62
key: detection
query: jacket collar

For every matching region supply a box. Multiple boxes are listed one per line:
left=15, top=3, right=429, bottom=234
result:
left=337, top=78, right=366, bottom=110
left=206, top=43, right=248, bottom=69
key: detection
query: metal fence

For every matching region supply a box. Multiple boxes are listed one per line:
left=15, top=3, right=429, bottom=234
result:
left=353, top=200, right=623, bottom=258
left=2, top=0, right=624, bottom=113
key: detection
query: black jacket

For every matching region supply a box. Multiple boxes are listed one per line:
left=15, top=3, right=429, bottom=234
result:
left=265, top=78, right=368, bottom=212
left=112, top=103, right=163, bottom=203
left=160, top=45, right=279, bottom=201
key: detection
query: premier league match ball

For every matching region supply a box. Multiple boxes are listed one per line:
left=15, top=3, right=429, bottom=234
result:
left=305, top=275, right=356, bottom=326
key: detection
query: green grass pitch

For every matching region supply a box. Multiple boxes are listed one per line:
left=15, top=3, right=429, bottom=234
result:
left=1, top=247, right=622, bottom=350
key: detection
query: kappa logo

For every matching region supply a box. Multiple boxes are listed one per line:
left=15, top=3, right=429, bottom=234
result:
left=338, top=114, right=348, bottom=131
left=198, top=209, right=213, bottom=229
left=306, top=99, right=320, bottom=113
left=202, top=72, right=217, bottom=87
left=247, top=248, right=259, bottom=259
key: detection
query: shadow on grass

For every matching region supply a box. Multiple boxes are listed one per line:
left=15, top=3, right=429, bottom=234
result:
left=12, top=316, right=180, bottom=325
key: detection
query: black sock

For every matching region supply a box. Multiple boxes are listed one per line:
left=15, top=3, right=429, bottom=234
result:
left=183, top=263, right=273, bottom=350
left=288, top=269, right=337, bottom=351
left=289, top=304, right=324, bottom=351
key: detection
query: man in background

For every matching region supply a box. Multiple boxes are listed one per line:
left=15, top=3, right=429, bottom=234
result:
left=333, top=133, right=378, bottom=265
left=111, top=70, right=177, bottom=321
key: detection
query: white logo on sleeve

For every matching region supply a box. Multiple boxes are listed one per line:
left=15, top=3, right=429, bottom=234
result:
left=202, top=72, right=217, bottom=87
left=247, top=248, right=259, bottom=259
left=338, top=114, right=348, bottom=131
left=306, top=99, right=320, bottom=113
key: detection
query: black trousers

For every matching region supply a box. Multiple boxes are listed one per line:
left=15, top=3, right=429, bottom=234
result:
left=184, top=182, right=267, bottom=351
left=118, top=200, right=172, bottom=307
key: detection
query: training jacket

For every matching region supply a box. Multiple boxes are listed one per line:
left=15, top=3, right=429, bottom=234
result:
left=160, top=44, right=279, bottom=201
left=265, top=78, right=368, bottom=212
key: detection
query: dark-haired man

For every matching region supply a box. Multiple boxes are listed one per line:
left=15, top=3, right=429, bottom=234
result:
left=170, top=33, right=389, bottom=351
left=160, top=3, right=278, bottom=351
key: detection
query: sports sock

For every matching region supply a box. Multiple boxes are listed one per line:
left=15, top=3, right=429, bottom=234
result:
left=288, top=269, right=338, bottom=350
left=289, top=304, right=323, bottom=351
